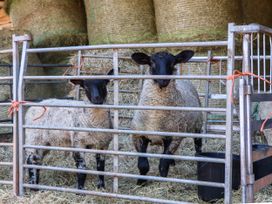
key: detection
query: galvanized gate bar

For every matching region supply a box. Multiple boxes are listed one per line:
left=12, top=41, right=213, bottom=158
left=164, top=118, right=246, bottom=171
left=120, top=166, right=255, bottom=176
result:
left=12, top=34, right=20, bottom=196
left=26, top=41, right=228, bottom=53
left=112, top=50, right=119, bottom=193
left=17, top=39, right=30, bottom=196
left=21, top=103, right=227, bottom=112
left=224, top=22, right=235, bottom=204
left=23, top=145, right=226, bottom=163
left=23, top=75, right=227, bottom=80
left=23, top=184, right=190, bottom=204
left=243, top=34, right=255, bottom=203
left=22, top=125, right=226, bottom=139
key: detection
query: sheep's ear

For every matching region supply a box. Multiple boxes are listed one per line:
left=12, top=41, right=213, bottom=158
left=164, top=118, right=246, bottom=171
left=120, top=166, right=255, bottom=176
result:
left=107, top=69, right=114, bottom=76
left=131, top=52, right=150, bottom=65
left=70, top=79, right=84, bottom=87
left=105, top=69, right=114, bottom=84
left=175, top=50, right=194, bottom=64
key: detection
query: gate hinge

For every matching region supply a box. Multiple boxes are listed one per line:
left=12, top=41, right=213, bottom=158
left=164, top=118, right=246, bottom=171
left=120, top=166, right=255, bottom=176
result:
left=246, top=174, right=255, bottom=184
left=244, top=85, right=252, bottom=95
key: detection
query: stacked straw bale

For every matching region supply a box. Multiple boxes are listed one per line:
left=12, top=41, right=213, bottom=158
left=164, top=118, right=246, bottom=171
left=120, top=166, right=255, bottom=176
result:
left=5, top=0, right=88, bottom=48
left=153, top=0, right=243, bottom=42
left=242, top=0, right=272, bottom=27
left=84, top=0, right=157, bottom=44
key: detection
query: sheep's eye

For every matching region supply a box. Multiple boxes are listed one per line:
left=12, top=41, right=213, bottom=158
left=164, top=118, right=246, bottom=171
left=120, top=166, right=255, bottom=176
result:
left=150, top=61, right=156, bottom=68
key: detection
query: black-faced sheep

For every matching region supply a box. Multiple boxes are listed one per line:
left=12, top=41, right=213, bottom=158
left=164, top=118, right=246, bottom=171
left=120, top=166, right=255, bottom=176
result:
left=131, top=51, right=203, bottom=185
left=25, top=70, right=113, bottom=189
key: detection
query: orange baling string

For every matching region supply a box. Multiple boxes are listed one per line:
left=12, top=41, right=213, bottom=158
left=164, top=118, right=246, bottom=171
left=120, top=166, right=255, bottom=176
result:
left=8, top=100, right=47, bottom=121
left=226, top=70, right=272, bottom=132
left=260, top=112, right=272, bottom=133
left=8, top=101, right=27, bottom=117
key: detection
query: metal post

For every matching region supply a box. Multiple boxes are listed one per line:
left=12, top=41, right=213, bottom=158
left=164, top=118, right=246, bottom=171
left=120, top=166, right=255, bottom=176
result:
left=203, top=51, right=212, bottom=133
left=224, top=23, right=235, bottom=204
left=112, top=50, right=119, bottom=193
left=75, top=50, right=82, bottom=100
left=239, top=78, right=248, bottom=203
left=243, top=34, right=255, bottom=203
left=18, top=36, right=30, bottom=196
left=12, top=34, right=20, bottom=196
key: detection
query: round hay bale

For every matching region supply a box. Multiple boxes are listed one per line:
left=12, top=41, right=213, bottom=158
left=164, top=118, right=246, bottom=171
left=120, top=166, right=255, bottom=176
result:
left=242, top=0, right=272, bottom=27
left=6, top=0, right=88, bottom=48
left=153, top=0, right=243, bottom=42
left=84, top=0, right=157, bottom=44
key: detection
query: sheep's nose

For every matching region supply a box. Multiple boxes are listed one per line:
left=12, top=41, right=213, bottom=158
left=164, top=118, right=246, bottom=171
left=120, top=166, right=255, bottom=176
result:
left=156, top=79, right=170, bottom=88
left=92, top=96, right=104, bottom=104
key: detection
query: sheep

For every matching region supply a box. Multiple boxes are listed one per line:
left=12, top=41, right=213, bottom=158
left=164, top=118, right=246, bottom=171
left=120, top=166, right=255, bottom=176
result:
left=131, top=50, right=203, bottom=185
left=25, top=69, right=113, bottom=190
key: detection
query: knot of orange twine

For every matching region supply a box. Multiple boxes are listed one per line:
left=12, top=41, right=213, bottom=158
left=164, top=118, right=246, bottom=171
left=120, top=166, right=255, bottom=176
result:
left=226, top=70, right=272, bottom=133
left=8, top=101, right=26, bottom=117
left=8, top=100, right=47, bottom=121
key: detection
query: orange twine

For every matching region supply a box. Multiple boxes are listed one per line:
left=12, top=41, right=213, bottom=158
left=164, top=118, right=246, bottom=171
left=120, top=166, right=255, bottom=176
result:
left=8, top=100, right=47, bottom=121
left=226, top=70, right=272, bottom=133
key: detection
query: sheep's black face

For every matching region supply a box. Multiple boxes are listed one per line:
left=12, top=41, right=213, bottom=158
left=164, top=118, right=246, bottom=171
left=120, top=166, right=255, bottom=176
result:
left=131, top=50, right=194, bottom=88
left=70, top=69, right=113, bottom=104
left=83, top=80, right=109, bottom=104
left=150, top=52, right=175, bottom=88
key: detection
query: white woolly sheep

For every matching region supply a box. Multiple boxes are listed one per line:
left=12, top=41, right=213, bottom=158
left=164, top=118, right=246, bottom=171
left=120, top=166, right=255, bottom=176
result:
left=25, top=70, right=113, bottom=189
left=131, top=51, right=203, bottom=185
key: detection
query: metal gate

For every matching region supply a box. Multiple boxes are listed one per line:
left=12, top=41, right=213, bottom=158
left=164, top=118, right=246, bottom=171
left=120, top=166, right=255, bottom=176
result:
left=236, top=24, right=272, bottom=203
left=13, top=25, right=234, bottom=204
left=2, top=23, right=272, bottom=203
left=0, top=34, right=21, bottom=194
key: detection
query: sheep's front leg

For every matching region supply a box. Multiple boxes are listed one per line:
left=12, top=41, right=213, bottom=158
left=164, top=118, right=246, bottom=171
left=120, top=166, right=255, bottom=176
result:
left=73, top=152, right=86, bottom=189
left=194, top=138, right=202, bottom=155
left=159, top=138, right=178, bottom=177
left=96, top=154, right=105, bottom=189
left=134, top=137, right=150, bottom=185
left=26, top=153, right=42, bottom=186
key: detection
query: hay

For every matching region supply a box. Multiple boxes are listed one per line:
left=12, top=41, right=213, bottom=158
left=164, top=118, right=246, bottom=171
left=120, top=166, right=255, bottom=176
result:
left=0, top=132, right=272, bottom=203
left=242, top=0, right=272, bottom=27
left=153, top=0, right=243, bottom=42
left=84, top=0, right=157, bottom=44
left=6, top=0, right=87, bottom=48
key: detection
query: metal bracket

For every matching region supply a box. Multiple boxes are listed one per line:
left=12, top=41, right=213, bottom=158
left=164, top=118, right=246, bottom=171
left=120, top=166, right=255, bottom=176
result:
left=13, top=35, right=32, bottom=42
left=246, top=174, right=255, bottom=184
left=245, top=85, right=252, bottom=95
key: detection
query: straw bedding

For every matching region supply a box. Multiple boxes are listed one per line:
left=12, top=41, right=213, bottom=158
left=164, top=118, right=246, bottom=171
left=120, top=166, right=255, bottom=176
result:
left=153, top=0, right=243, bottom=42
left=0, top=132, right=271, bottom=203
left=84, top=0, right=157, bottom=44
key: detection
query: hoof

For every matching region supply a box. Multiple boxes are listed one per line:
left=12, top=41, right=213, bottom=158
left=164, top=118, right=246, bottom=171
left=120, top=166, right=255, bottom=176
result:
left=137, top=179, right=148, bottom=186
left=97, top=182, right=105, bottom=189
left=29, top=188, right=39, bottom=192
left=170, top=159, right=175, bottom=166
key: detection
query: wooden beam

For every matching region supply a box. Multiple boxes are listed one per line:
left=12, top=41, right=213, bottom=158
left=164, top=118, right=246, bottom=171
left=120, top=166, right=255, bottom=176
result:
left=254, top=174, right=272, bottom=192
left=253, top=146, right=272, bottom=162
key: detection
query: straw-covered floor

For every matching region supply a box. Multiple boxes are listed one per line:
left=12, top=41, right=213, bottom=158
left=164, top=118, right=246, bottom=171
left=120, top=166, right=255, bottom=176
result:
left=0, top=133, right=272, bottom=203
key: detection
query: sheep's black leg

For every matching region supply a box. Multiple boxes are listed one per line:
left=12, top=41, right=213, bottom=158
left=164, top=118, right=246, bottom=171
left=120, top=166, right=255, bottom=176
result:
left=135, top=137, right=150, bottom=185
left=194, top=138, right=202, bottom=155
left=159, top=138, right=175, bottom=177
left=73, top=152, right=86, bottom=190
left=96, top=154, right=105, bottom=189
left=27, top=154, right=41, bottom=188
